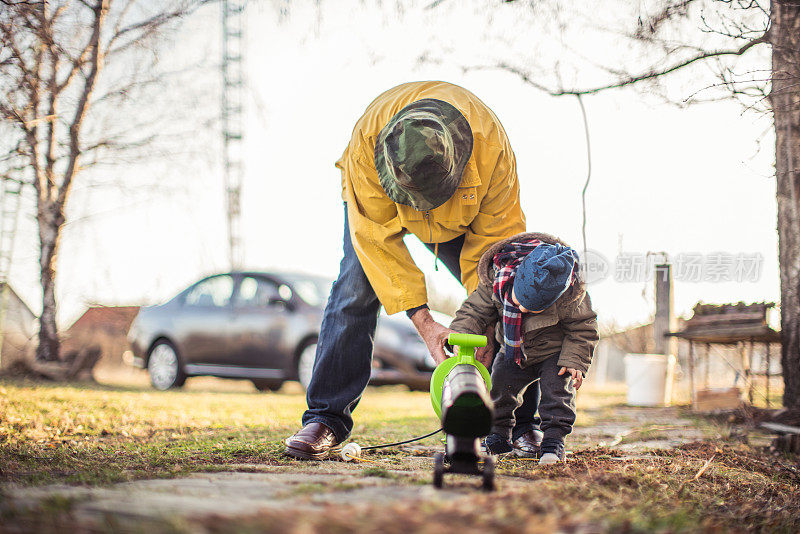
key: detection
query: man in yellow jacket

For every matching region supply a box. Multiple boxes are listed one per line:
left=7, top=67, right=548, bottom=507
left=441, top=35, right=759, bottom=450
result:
left=285, top=81, right=530, bottom=460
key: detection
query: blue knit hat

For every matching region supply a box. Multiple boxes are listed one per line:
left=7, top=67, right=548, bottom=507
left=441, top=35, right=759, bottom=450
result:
left=513, top=243, right=577, bottom=313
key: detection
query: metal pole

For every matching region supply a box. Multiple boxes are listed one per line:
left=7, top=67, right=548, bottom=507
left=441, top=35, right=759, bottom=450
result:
left=765, top=342, right=771, bottom=407
left=222, top=0, right=245, bottom=269
left=748, top=339, right=755, bottom=405
left=653, top=263, right=674, bottom=355
left=689, top=341, right=696, bottom=409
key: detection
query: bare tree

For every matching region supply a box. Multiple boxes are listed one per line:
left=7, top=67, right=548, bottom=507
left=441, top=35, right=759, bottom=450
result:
left=770, top=0, right=800, bottom=410
left=0, top=0, right=206, bottom=364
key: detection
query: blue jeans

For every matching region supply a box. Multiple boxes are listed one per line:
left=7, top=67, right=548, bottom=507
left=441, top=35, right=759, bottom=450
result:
left=490, top=353, right=571, bottom=441
left=302, top=206, right=382, bottom=441
left=302, top=204, right=539, bottom=441
left=512, top=383, right=542, bottom=441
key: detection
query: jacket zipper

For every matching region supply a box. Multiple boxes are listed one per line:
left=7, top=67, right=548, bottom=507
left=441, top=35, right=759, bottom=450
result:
left=425, top=211, right=439, bottom=271
left=424, top=211, right=431, bottom=242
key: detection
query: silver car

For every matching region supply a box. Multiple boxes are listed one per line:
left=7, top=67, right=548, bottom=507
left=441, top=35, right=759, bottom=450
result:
left=127, top=271, right=438, bottom=391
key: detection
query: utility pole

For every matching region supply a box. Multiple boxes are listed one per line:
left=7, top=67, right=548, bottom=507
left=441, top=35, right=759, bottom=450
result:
left=653, top=261, right=675, bottom=355
left=0, top=178, right=23, bottom=367
left=222, top=0, right=245, bottom=269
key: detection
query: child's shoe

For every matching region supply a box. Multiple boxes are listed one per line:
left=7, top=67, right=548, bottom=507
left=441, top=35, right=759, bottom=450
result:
left=482, top=433, right=513, bottom=456
left=538, top=438, right=565, bottom=465
left=538, top=453, right=560, bottom=465
left=512, top=429, right=543, bottom=458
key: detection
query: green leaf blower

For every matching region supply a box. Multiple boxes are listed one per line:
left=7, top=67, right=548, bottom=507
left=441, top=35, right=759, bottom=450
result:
left=429, top=332, right=496, bottom=491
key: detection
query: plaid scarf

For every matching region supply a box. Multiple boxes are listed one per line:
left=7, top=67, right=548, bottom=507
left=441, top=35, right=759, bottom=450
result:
left=492, top=239, right=542, bottom=365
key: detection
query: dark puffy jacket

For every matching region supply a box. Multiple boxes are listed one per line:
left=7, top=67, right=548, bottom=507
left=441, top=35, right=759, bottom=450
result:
left=450, top=232, right=598, bottom=373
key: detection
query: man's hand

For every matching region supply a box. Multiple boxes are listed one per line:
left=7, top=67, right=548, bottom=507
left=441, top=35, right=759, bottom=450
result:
left=558, top=367, right=584, bottom=390
left=409, top=308, right=453, bottom=365
left=474, top=325, right=496, bottom=368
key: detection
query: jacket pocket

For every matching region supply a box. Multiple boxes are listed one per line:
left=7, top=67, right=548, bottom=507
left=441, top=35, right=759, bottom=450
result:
left=522, top=326, right=564, bottom=361
left=523, top=307, right=560, bottom=330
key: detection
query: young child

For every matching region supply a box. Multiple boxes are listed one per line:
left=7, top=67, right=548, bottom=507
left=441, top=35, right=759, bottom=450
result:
left=450, top=232, right=598, bottom=464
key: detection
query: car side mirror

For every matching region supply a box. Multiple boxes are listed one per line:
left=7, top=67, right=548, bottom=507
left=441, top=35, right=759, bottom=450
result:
left=268, top=297, right=294, bottom=311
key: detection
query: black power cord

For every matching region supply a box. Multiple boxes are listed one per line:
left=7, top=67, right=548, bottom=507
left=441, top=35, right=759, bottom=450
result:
left=360, top=428, right=442, bottom=451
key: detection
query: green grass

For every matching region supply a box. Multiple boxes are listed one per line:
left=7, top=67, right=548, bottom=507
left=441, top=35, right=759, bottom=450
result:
left=1, top=378, right=799, bottom=533
left=0, top=379, right=440, bottom=485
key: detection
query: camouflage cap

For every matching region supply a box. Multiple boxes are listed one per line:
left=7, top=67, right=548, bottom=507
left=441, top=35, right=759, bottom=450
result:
left=374, top=98, right=473, bottom=211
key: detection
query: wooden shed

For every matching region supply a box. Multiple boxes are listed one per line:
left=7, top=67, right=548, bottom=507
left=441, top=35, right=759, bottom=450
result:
left=62, top=306, right=140, bottom=367
left=0, top=283, right=37, bottom=367
left=668, top=302, right=780, bottom=409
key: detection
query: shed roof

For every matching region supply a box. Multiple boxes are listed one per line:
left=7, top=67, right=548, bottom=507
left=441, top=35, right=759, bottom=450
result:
left=667, top=301, right=780, bottom=345
left=67, top=306, right=140, bottom=335
left=666, top=324, right=780, bottom=344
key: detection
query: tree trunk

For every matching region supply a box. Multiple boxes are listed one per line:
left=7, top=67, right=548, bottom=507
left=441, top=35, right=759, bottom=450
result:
left=35, top=208, right=63, bottom=362
left=772, top=1, right=800, bottom=409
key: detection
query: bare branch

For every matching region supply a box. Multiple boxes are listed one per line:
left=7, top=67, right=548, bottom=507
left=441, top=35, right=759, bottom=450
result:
left=56, top=0, right=107, bottom=212
left=0, top=1, right=44, bottom=6
left=0, top=21, right=35, bottom=90
left=472, top=36, right=769, bottom=97
left=44, top=8, right=61, bottom=195
left=635, top=0, right=698, bottom=41
left=0, top=103, right=31, bottom=131
left=105, top=1, right=207, bottom=57
left=424, top=0, right=451, bottom=9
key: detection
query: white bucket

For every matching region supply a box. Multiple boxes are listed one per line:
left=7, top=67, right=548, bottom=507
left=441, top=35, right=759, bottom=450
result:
left=624, top=353, right=676, bottom=406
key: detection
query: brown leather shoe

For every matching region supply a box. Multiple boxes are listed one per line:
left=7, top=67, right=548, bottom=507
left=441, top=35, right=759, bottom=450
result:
left=512, top=430, right=544, bottom=458
left=284, top=422, right=342, bottom=460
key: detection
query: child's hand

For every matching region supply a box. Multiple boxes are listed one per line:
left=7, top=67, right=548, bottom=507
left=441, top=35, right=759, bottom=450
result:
left=475, top=344, right=494, bottom=368
left=558, top=367, right=584, bottom=390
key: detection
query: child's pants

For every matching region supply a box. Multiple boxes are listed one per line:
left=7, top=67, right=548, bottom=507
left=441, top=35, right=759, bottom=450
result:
left=490, top=352, right=576, bottom=442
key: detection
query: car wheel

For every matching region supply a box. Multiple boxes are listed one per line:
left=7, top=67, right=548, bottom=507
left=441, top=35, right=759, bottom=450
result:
left=147, top=340, right=186, bottom=391
left=251, top=379, right=284, bottom=392
left=297, top=341, right=317, bottom=391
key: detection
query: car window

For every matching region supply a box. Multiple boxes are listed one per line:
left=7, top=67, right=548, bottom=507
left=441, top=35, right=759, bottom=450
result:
left=184, top=275, right=234, bottom=307
left=273, top=274, right=333, bottom=307
left=234, top=276, right=281, bottom=308
left=291, top=279, right=331, bottom=307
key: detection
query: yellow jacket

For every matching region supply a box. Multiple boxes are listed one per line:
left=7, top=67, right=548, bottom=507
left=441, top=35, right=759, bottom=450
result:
left=337, top=81, right=526, bottom=314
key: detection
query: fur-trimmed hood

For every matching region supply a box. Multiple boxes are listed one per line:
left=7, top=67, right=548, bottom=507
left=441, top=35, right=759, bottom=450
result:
left=477, top=232, right=587, bottom=310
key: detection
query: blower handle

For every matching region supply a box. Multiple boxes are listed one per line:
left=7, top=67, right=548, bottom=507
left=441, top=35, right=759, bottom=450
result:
left=430, top=333, right=491, bottom=419
left=447, top=333, right=487, bottom=364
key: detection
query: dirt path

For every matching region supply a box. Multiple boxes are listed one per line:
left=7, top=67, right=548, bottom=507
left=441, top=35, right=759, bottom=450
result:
left=2, top=405, right=732, bottom=532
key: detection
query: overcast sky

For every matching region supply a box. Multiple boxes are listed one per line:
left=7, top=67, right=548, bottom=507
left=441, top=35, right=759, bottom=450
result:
left=9, top=0, right=779, bottom=330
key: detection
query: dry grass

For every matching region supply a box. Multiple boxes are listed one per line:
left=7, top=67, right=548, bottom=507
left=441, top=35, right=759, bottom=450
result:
left=0, top=377, right=440, bottom=485
left=188, top=443, right=800, bottom=534
left=1, top=376, right=799, bottom=533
